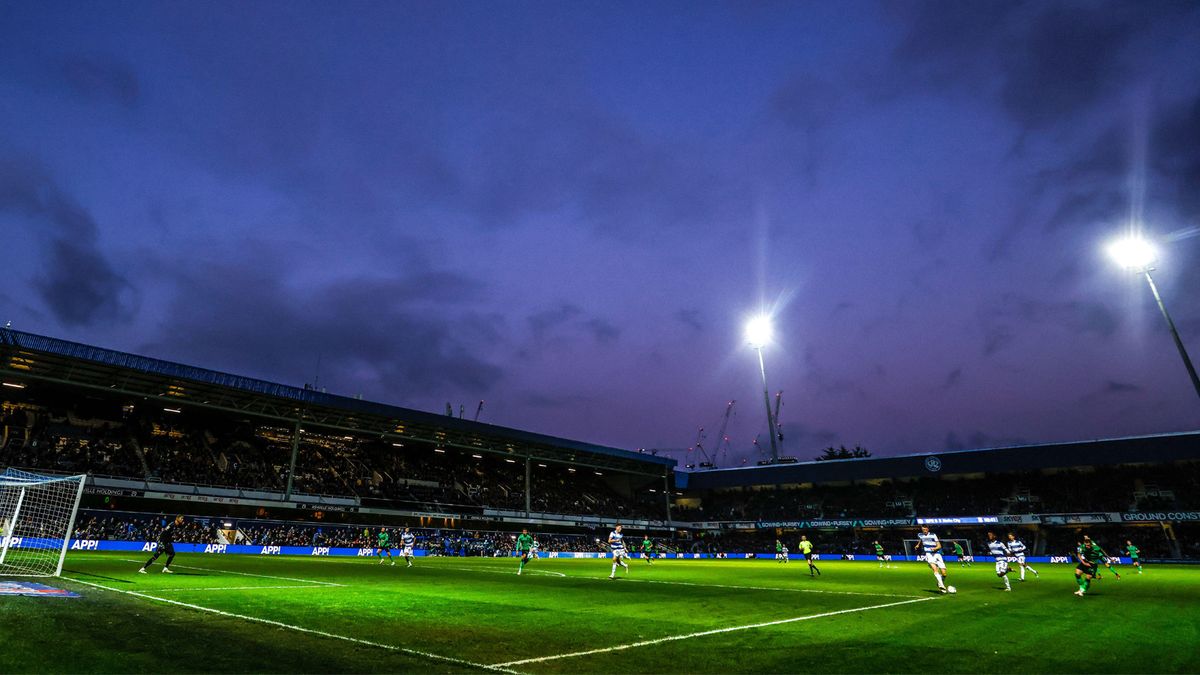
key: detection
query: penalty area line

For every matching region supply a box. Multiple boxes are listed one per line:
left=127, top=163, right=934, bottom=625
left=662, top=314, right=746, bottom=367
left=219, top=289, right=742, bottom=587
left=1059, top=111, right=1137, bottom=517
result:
left=62, top=577, right=517, bottom=673
left=491, top=596, right=937, bottom=667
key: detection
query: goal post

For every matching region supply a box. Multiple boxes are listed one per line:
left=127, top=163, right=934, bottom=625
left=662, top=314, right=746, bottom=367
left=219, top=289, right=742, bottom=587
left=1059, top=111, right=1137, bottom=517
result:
left=0, top=468, right=87, bottom=577
left=903, top=538, right=973, bottom=560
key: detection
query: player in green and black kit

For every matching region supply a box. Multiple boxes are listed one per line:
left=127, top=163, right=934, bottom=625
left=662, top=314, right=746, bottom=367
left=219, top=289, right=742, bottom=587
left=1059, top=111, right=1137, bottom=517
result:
left=874, top=540, right=891, bottom=568
left=641, top=536, right=655, bottom=565
left=1097, top=543, right=1121, bottom=579
left=953, top=541, right=970, bottom=567
left=516, top=528, right=535, bottom=575
left=1126, top=540, right=1143, bottom=574
left=376, top=529, right=395, bottom=565
left=1074, top=535, right=1104, bottom=596
left=776, top=539, right=785, bottom=563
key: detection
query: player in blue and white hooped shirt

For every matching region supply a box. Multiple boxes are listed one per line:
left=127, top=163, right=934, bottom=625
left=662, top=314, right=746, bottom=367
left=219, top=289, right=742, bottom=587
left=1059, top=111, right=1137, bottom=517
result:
left=608, top=524, right=630, bottom=579
left=401, top=527, right=416, bottom=568
left=1006, top=532, right=1038, bottom=581
left=917, top=525, right=951, bottom=593
left=986, top=531, right=1012, bottom=591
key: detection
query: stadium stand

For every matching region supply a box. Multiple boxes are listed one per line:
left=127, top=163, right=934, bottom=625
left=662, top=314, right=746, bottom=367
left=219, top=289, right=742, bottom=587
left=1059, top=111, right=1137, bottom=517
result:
left=4, top=327, right=1200, bottom=560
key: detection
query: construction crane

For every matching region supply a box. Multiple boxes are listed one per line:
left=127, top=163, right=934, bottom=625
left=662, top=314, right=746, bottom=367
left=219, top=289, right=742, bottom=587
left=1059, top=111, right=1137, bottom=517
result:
left=711, top=400, right=736, bottom=467
left=692, top=427, right=715, bottom=466
left=773, top=391, right=784, bottom=448
left=473, top=400, right=484, bottom=422
left=643, top=447, right=702, bottom=469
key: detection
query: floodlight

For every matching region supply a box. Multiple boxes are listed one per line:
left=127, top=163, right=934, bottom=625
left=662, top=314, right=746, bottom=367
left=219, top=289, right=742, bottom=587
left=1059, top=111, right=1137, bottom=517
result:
left=745, top=315, right=773, bottom=348
left=1107, top=236, right=1157, bottom=271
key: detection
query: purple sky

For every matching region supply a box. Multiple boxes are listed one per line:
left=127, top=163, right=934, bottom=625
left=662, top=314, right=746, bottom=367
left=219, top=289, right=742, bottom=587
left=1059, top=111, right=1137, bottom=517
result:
left=2, top=1, right=1199, bottom=465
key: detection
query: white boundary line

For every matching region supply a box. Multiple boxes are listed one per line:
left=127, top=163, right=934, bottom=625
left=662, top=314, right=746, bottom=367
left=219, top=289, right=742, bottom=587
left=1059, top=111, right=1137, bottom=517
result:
left=62, top=576, right=517, bottom=673
left=439, top=564, right=568, bottom=576
left=114, top=558, right=344, bottom=587
left=491, top=596, right=937, bottom=667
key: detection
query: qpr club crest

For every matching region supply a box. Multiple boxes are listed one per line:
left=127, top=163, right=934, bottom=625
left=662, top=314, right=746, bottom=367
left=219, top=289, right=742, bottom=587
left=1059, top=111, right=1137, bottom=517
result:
left=924, top=456, right=942, bottom=472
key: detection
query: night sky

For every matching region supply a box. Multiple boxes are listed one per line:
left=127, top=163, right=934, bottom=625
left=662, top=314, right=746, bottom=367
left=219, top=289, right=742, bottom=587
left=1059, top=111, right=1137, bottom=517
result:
left=2, top=1, right=1199, bottom=465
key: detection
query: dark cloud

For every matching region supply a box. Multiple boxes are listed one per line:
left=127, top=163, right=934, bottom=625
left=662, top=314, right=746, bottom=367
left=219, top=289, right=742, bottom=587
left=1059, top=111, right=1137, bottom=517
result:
left=0, top=156, right=133, bottom=326
left=779, top=422, right=838, bottom=453
left=583, top=318, right=620, bottom=345
left=465, top=102, right=740, bottom=235
left=521, top=391, right=593, bottom=409
left=1079, top=379, right=1145, bottom=404
left=771, top=74, right=841, bottom=132
left=526, top=303, right=620, bottom=346
left=143, top=261, right=504, bottom=398
left=997, top=7, right=1132, bottom=130
left=982, top=324, right=1016, bottom=357
left=1044, top=190, right=1124, bottom=233
left=59, top=54, right=139, bottom=107
left=528, top=304, right=584, bottom=341
left=1153, top=94, right=1200, bottom=221
left=910, top=219, right=947, bottom=248
left=944, top=430, right=1028, bottom=452
left=1104, top=381, right=1141, bottom=394
left=979, top=294, right=1120, bottom=357
left=675, top=309, right=704, bottom=332
left=893, top=0, right=1199, bottom=130
left=942, top=367, right=962, bottom=390
left=889, top=0, right=1021, bottom=91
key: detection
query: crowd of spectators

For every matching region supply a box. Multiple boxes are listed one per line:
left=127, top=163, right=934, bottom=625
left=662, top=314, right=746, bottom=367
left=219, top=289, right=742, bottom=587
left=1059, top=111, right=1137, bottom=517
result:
left=674, top=463, right=1200, bottom=522
left=69, top=511, right=622, bottom=555
left=67, top=510, right=1196, bottom=559
left=1, top=396, right=664, bottom=520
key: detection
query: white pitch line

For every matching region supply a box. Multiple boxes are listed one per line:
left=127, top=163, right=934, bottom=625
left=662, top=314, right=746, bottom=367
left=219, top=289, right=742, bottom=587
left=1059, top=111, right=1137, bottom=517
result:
left=116, top=558, right=343, bottom=587
left=438, top=565, right=568, bottom=578
left=491, top=596, right=937, bottom=667
left=63, top=577, right=517, bottom=673
left=152, top=584, right=335, bottom=592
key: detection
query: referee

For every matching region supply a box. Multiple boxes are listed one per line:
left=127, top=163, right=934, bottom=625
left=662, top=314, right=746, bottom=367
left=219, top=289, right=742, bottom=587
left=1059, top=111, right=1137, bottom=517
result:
left=139, top=515, right=184, bottom=574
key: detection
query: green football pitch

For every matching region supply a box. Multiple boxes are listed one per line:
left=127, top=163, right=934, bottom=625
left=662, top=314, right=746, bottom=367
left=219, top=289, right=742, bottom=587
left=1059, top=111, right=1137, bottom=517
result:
left=2, top=552, right=1198, bottom=673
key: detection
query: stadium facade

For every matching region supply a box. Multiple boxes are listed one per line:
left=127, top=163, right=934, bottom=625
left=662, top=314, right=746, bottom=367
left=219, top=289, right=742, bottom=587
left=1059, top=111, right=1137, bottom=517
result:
left=3, top=328, right=1200, bottom=559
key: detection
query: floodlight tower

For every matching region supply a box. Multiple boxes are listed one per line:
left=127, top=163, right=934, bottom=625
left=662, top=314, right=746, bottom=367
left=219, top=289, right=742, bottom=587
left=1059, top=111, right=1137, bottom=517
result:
left=745, top=315, right=780, bottom=461
left=1107, top=235, right=1200, bottom=403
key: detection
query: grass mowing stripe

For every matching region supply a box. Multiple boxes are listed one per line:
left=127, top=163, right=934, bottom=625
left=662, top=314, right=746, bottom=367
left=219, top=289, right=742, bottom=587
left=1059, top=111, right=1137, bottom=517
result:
left=312, top=557, right=918, bottom=596
left=63, top=576, right=518, bottom=673
left=490, top=596, right=938, bottom=667
left=616, top=576, right=925, bottom=598
left=114, top=557, right=344, bottom=586
left=152, top=584, right=337, bottom=592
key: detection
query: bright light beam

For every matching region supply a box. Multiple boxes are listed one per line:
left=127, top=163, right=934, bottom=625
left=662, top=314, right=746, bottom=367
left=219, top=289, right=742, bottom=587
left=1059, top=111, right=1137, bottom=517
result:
left=744, top=315, right=773, bottom=349
left=1106, top=236, right=1157, bottom=271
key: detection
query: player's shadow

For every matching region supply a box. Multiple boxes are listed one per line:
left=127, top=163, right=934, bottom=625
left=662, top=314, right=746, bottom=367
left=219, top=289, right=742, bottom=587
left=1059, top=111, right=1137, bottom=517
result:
left=63, top=569, right=133, bottom=584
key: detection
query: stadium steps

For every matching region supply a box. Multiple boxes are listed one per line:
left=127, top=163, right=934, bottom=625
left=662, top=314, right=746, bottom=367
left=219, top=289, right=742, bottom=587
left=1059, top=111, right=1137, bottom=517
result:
left=126, top=436, right=154, bottom=480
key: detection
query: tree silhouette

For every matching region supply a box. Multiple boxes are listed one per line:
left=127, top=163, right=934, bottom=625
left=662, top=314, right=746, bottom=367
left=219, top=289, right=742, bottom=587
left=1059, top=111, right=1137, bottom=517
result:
left=814, top=445, right=872, bottom=461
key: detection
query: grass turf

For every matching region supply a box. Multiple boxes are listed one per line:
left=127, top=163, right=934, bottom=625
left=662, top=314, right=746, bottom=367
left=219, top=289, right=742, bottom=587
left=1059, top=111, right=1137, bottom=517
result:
left=0, top=552, right=1196, bottom=673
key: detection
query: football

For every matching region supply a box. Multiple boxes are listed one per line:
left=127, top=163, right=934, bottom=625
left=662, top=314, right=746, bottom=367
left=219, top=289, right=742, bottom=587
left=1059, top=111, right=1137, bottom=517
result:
left=947, top=586, right=957, bottom=594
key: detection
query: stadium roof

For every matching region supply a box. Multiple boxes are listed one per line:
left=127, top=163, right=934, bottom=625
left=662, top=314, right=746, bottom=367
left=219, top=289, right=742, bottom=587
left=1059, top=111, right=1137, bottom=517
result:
left=678, top=430, right=1200, bottom=490
left=0, top=328, right=674, bottom=476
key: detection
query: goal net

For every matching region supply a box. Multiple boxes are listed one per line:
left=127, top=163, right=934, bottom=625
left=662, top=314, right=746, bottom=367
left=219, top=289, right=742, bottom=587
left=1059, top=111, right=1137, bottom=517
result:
left=0, top=468, right=87, bottom=577
left=903, top=538, right=974, bottom=559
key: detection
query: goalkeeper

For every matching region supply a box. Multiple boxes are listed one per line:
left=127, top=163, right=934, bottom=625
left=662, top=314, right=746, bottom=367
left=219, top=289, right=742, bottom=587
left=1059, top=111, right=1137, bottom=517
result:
left=139, top=515, right=183, bottom=574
